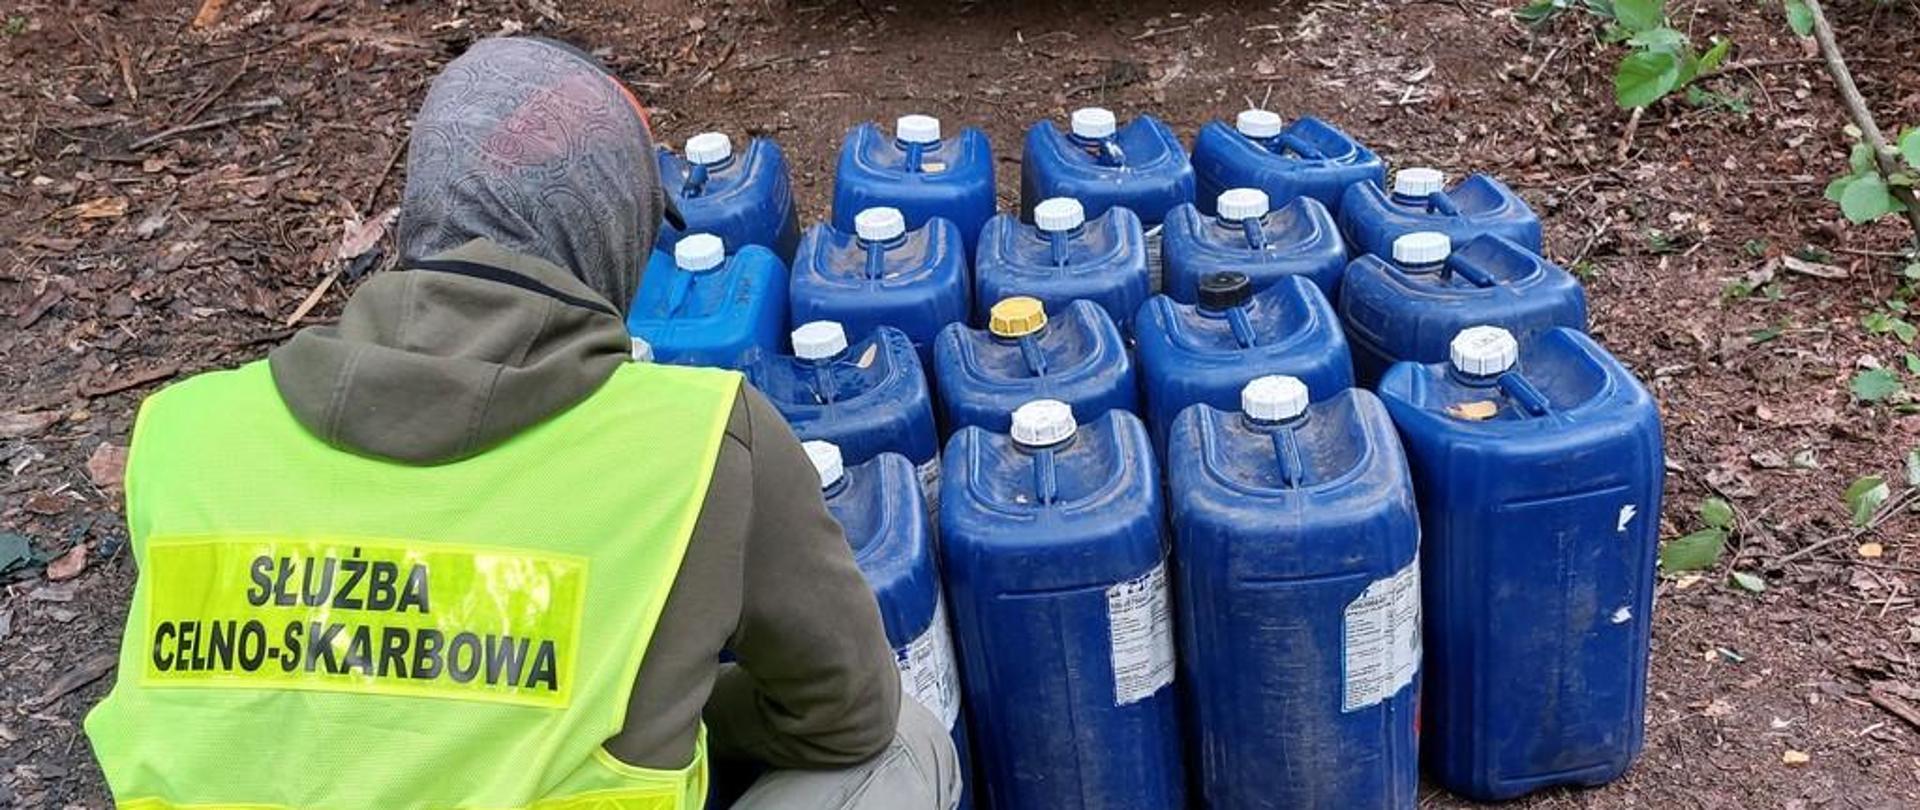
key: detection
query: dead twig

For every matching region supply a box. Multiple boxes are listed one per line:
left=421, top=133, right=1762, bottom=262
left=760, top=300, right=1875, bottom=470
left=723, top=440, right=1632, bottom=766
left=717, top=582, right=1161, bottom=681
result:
left=1616, top=107, right=1644, bottom=162
left=177, top=61, right=249, bottom=127
left=191, top=0, right=230, bottom=30
left=1527, top=46, right=1562, bottom=85
left=361, top=140, right=407, bottom=217
left=1770, top=488, right=1919, bottom=568
left=129, top=97, right=282, bottom=152
left=19, top=653, right=116, bottom=711
left=1868, top=687, right=1920, bottom=732
left=286, top=269, right=341, bottom=327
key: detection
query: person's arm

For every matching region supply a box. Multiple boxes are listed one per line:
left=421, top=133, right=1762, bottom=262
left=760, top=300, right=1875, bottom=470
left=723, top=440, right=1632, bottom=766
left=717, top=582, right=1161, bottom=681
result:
left=704, top=385, right=901, bottom=767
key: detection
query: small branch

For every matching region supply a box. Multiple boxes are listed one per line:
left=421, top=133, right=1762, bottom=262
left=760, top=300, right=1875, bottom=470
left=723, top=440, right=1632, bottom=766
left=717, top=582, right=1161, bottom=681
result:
left=1616, top=107, right=1644, bottom=162
left=129, top=97, right=282, bottom=151
left=1804, top=0, right=1920, bottom=248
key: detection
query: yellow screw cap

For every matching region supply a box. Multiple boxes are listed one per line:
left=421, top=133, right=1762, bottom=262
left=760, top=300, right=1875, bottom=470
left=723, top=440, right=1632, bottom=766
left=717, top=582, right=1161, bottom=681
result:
left=989, top=297, right=1049, bottom=338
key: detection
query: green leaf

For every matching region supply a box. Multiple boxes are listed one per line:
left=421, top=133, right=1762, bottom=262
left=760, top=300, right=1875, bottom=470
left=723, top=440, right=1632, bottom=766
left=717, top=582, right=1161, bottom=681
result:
left=1750, top=325, right=1783, bottom=345
left=1698, top=37, right=1732, bottom=73
left=1825, top=175, right=1855, bottom=203
left=1902, top=129, right=1920, bottom=169
left=1906, top=353, right=1920, bottom=375
left=1905, top=262, right=1920, bottom=281
left=1841, top=174, right=1905, bottom=224
left=1906, top=448, right=1920, bottom=487
left=1517, top=0, right=1564, bottom=24
left=1616, top=50, right=1681, bottom=108
left=1895, top=319, right=1918, bottom=344
left=1661, top=528, right=1725, bottom=573
left=1852, top=368, right=1903, bottom=402
left=1629, top=26, right=1688, bottom=51
left=1614, top=0, right=1664, bottom=31
left=1851, top=143, right=1877, bottom=175
left=1730, top=570, right=1767, bottom=593
left=1700, top=497, right=1735, bottom=529
left=1784, top=0, right=1814, bottom=36
left=1845, top=475, right=1890, bottom=526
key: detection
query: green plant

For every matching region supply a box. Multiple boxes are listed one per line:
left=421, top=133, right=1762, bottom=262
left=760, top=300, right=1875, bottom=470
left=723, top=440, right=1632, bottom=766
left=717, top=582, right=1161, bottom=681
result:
left=1519, top=0, right=1731, bottom=109
left=3, top=15, right=26, bottom=36
left=1660, top=497, right=1734, bottom=574
left=1824, top=125, right=1920, bottom=224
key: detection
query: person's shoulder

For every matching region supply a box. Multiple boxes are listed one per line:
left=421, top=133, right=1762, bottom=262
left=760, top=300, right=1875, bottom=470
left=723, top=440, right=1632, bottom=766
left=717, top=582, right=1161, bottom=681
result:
left=138, top=359, right=273, bottom=418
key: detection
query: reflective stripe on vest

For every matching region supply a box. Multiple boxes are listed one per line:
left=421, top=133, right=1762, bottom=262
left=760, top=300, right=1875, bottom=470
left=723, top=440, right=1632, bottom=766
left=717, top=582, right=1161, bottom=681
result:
left=85, top=360, right=739, bottom=810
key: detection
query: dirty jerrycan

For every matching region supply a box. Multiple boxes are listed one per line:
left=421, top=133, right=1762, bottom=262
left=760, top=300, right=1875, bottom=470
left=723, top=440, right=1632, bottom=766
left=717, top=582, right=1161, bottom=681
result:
left=1134, top=272, right=1353, bottom=452
left=805, top=441, right=973, bottom=808
left=1191, top=109, right=1386, bottom=212
left=1169, top=376, right=1421, bottom=810
left=1377, top=326, right=1663, bottom=801
left=626, top=233, right=788, bottom=370
left=973, top=198, right=1151, bottom=331
left=941, top=401, right=1186, bottom=810
left=1020, top=108, right=1195, bottom=290
left=833, top=114, right=996, bottom=260
left=934, top=297, right=1138, bottom=437
left=1339, top=232, right=1587, bottom=387
left=656, top=131, right=803, bottom=263
left=1161, top=187, right=1350, bottom=304
left=1338, top=167, right=1542, bottom=261
left=791, top=207, right=970, bottom=365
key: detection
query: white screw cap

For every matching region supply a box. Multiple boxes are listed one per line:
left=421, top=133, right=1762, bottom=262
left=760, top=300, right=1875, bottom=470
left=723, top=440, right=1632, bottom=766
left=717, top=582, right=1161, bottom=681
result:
left=1242, top=375, right=1310, bottom=422
left=1451, top=325, right=1520, bottom=377
left=1392, top=231, right=1453, bottom=265
left=855, top=207, right=907, bottom=242
left=792, top=320, right=849, bottom=361
left=1034, top=198, right=1087, bottom=232
left=896, top=114, right=942, bottom=144
left=1070, top=107, right=1118, bottom=139
left=630, top=336, right=654, bottom=363
left=1235, top=109, right=1284, bottom=139
left=803, top=440, right=845, bottom=488
left=1393, top=167, right=1447, bottom=197
left=1011, top=399, right=1077, bottom=447
left=684, top=132, right=733, bottom=165
left=1217, top=188, right=1271, bottom=221
left=674, top=233, right=726, bottom=272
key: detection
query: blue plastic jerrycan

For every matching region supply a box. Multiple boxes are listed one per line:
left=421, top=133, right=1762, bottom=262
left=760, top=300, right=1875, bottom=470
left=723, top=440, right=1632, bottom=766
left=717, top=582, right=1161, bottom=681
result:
left=1161, top=187, right=1350, bottom=304
left=973, top=198, right=1151, bottom=331
left=933, top=297, right=1137, bottom=437
left=626, top=234, right=788, bottom=370
left=656, top=131, right=802, bottom=263
left=790, top=207, right=972, bottom=365
left=1340, top=232, right=1588, bottom=387
left=1191, top=110, right=1386, bottom=212
left=940, top=401, right=1186, bottom=810
left=832, top=114, right=996, bottom=261
left=1376, top=326, right=1663, bottom=802
left=1168, top=376, right=1421, bottom=810
left=804, top=441, right=973, bottom=807
left=1134, top=272, right=1354, bottom=452
left=1019, top=108, right=1195, bottom=289
left=1339, top=167, right=1542, bottom=260
left=749, top=320, right=941, bottom=514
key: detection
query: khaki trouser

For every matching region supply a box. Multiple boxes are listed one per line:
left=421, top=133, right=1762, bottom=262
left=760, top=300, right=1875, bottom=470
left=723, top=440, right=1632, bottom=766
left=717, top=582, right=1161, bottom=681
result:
left=731, top=696, right=962, bottom=810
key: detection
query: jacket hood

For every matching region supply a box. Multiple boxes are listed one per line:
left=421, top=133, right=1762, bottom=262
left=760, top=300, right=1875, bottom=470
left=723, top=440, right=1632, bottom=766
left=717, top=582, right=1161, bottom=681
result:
left=268, top=37, right=661, bottom=465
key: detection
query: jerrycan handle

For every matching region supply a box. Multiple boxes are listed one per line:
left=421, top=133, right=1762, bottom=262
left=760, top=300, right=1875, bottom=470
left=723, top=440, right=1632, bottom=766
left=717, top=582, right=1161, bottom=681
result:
left=1269, top=429, right=1305, bottom=488
left=1018, top=335, right=1050, bottom=378
left=681, top=163, right=710, bottom=197
left=1047, top=230, right=1072, bottom=267
left=904, top=141, right=927, bottom=174
left=1226, top=307, right=1258, bottom=349
left=1497, top=372, right=1553, bottom=417
left=1424, top=191, right=1460, bottom=217
left=1239, top=219, right=1268, bottom=251
left=1032, top=449, right=1059, bottom=505
left=1276, top=132, right=1325, bottom=160
left=1451, top=259, right=1497, bottom=289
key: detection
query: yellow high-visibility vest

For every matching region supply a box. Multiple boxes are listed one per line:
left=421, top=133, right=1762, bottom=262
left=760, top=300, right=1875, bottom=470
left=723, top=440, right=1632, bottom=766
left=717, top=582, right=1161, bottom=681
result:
left=85, top=359, right=740, bottom=810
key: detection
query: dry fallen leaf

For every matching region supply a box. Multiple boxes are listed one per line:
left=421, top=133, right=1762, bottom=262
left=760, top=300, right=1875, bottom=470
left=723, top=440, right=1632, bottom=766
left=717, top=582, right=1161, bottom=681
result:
left=1859, top=542, right=1885, bottom=558
left=337, top=206, right=399, bottom=261
left=45, top=545, right=87, bottom=582
left=1782, top=749, right=1811, bottom=766
left=59, top=196, right=129, bottom=220
left=1446, top=400, right=1499, bottom=421
left=0, top=410, right=62, bottom=439
left=87, top=442, right=129, bottom=492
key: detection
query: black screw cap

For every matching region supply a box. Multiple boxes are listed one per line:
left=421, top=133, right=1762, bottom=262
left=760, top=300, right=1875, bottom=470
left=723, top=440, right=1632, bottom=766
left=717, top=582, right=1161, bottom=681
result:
left=1197, top=272, right=1252, bottom=310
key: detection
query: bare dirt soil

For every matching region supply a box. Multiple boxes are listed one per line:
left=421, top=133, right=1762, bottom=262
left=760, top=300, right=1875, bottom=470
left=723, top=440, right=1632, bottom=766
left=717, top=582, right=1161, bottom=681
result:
left=4, top=0, right=1920, bottom=807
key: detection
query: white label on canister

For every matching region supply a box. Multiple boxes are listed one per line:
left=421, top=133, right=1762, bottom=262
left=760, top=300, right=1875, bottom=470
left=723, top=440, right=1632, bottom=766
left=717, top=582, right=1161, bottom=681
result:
left=1107, top=560, right=1176, bottom=706
left=917, top=455, right=941, bottom=522
left=896, top=596, right=962, bottom=730
left=1342, top=560, right=1422, bottom=712
left=1143, top=224, right=1165, bottom=294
